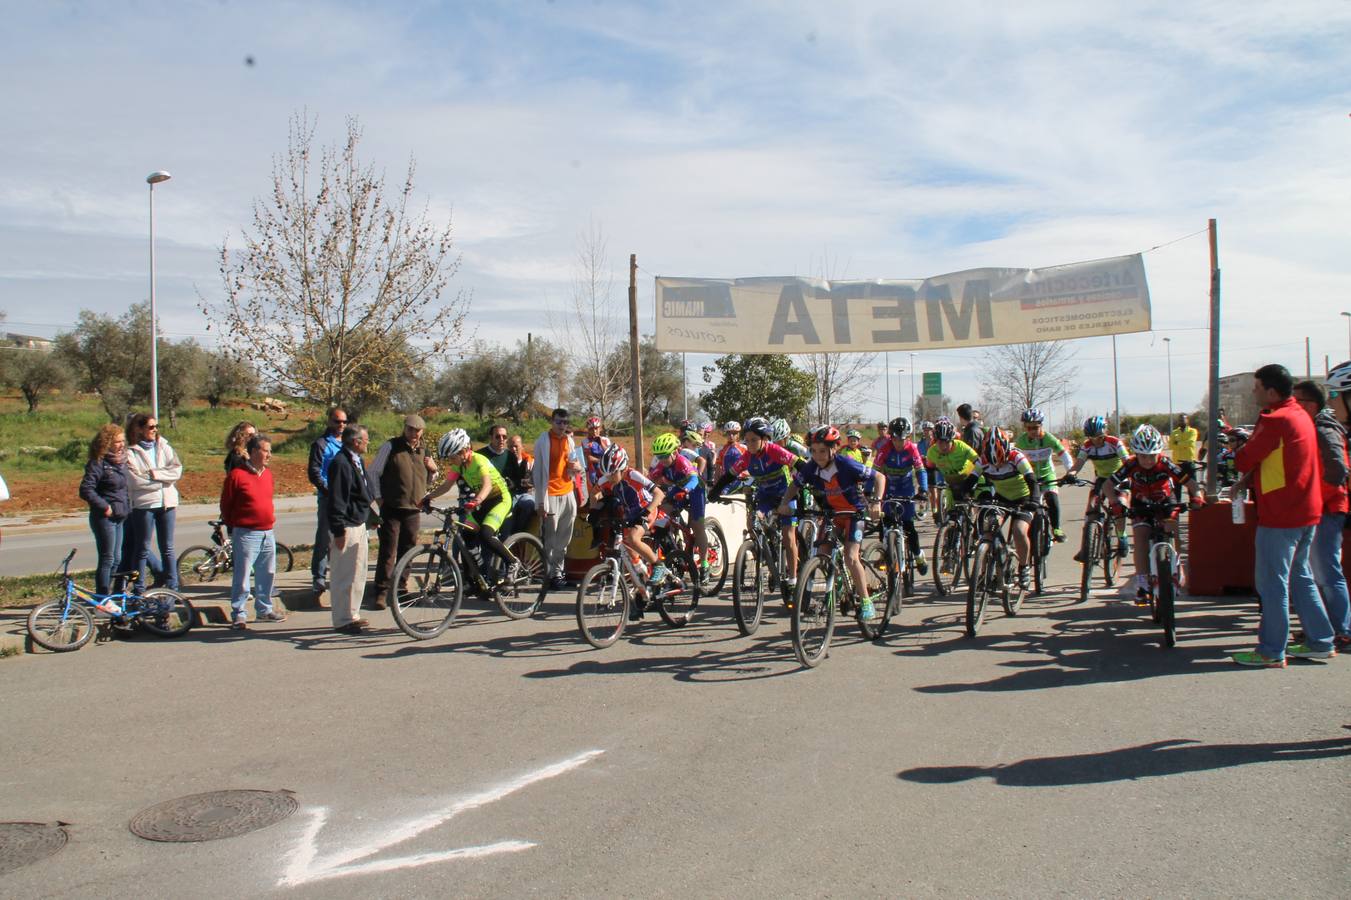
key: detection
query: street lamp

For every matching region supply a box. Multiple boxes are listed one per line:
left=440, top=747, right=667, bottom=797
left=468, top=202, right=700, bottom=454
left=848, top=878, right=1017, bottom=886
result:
left=146, top=170, right=172, bottom=421
left=1342, top=311, right=1351, bottom=359
left=1163, top=337, right=1173, bottom=434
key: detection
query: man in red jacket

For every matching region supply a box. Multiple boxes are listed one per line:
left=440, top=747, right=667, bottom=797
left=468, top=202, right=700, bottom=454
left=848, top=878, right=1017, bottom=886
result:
left=1232, top=365, right=1334, bottom=666
left=220, top=434, right=286, bottom=630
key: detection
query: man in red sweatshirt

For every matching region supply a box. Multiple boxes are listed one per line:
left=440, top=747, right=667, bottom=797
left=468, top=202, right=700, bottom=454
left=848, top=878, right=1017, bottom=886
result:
left=220, top=434, right=286, bottom=630
left=1232, top=364, right=1334, bottom=666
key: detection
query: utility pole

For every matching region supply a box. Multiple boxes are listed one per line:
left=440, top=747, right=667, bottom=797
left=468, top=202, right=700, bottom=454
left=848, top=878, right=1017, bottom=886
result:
left=885, top=353, right=891, bottom=420
left=910, top=352, right=916, bottom=419
left=1305, top=336, right=1311, bottom=377
left=628, top=254, right=644, bottom=470
left=1205, top=218, right=1221, bottom=499
left=1111, top=334, right=1121, bottom=435
left=682, top=353, right=688, bottom=422
left=1163, top=336, right=1173, bottom=434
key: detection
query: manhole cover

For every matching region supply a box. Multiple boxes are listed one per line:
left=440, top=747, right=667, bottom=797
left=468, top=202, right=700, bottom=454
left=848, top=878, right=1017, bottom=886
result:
left=0, top=822, right=69, bottom=875
left=129, top=790, right=297, bottom=843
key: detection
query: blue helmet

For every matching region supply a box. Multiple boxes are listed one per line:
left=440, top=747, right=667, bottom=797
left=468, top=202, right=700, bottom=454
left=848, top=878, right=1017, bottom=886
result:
left=1083, top=415, right=1107, bottom=437
left=1021, top=408, right=1045, bottom=425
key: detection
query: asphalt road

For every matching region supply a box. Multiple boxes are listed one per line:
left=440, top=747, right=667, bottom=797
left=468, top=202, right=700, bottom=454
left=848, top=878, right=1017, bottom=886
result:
left=1, top=485, right=1346, bottom=898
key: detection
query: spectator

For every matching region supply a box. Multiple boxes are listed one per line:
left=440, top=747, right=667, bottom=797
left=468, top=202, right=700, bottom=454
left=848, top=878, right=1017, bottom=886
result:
left=533, top=408, right=583, bottom=590
left=1294, top=379, right=1350, bottom=649
left=326, top=424, right=373, bottom=634
left=872, top=422, right=889, bottom=453
left=477, top=423, right=530, bottom=535
left=125, top=412, right=182, bottom=592
left=507, top=433, right=536, bottom=533
left=956, top=403, right=984, bottom=451
left=307, top=408, right=348, bottom=596
left=579, top=417, right=611, bottom=493
left=366, top=415, right=437, bottom=610
left=78, top=423, right=130, bottom=595
left=1232, top=364, right=1335, bottom=666
left=1169, top=414, right=1199, bottom=482
left=223, top=421, right=257, bottom=474
left=220, top=433, right=286, bottom=630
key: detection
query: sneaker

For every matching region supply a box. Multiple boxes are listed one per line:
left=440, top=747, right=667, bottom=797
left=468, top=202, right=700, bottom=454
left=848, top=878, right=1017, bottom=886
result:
left=915, top=553, right=929, bottom=576
left=312, top=580, right=328, bottom=595
left=257, top=611, right=287, bottom=623
left=1052, top=528, right=1066, bottom=543
left=1072, top=549, right=1085, bottom=563
left=1017, top=566, right=1029, bottom=591
left=1231, top=651, right=1286, bottom=668
left=548, top=575, right=568, bottom=591
left=1334, top=635, right=1351, bottom=650
left=1286, top=642, right=1336, bottom=660
left=649, top=564, right=668, bottom=587
left=859, top=595, right=876, bottom=621
left=231, top=617, right=248, bottom=631
left=1134, top=588, right=1151, bottom=607
left=628, top=601, right=645, bottom=622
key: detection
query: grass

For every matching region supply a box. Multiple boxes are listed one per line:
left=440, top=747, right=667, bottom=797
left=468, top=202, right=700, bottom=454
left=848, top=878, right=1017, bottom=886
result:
left=0, top=569, right=77, bottom=609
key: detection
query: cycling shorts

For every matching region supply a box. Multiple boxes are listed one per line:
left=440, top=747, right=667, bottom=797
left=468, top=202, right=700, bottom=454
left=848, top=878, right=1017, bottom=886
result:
left=671, top=485, right=706, bottom=520
left=758, top=494, right=796, bottom=525
left=1128, top=500, right=1179, bottom=524
left=989, top=494, right=1038, bottom=525
left=930, top=469, right=945, bottom=486
left=471, top=496, right=512, bottom=532
left=828, top=512, right=867, bottom=545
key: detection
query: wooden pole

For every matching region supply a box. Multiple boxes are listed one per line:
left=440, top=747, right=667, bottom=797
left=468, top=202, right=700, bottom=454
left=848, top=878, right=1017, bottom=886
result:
left=1305, top=336, right=1311, bottom=377
left=1205, top=219, right=1221, bottom=498
left=628, top=253, right=644, bottom=470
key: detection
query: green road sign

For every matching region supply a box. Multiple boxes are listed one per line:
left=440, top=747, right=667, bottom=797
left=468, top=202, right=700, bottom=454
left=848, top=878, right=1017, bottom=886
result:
left=923, top=372, right=942, bottom=396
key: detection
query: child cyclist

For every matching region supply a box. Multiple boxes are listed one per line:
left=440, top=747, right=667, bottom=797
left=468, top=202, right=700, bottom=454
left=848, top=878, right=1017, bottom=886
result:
left=1014, top=408, right=1074, bottom=542
left=589, top=443, right=666, bottom=615
left=1065, top=415, right=1130, bottom=560
left=424, top=429, right=519, bottom=581
left=708, top=416, right=804, bottom=596
left=580, top=416, right=611, bottom=493
left=873, top=416, right=930, bottom=574
left=778, top=425, right=888, bottom=620
left=648, top=432, right=710, bottom=578
left=715, top=421, right=747, bottom=482
left=973, top=428, right=1041, bottom=591
left=925, top=417, right=982, bottom=507
left=841, top=429, right=867, bottom=464
left=1106, top=424, right=1203, bottom=604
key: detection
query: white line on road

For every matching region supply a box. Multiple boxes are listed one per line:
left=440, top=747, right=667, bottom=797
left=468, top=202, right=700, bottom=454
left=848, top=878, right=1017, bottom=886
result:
left=278, top=748, right=605, bottom=887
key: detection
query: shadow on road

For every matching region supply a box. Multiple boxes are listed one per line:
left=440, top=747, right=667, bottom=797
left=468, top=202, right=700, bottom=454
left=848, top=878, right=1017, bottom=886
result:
left=897, top=735, right=1351, bottom=786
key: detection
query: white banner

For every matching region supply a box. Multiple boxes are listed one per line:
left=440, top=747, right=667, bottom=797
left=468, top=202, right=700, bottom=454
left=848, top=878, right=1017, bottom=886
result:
left=654, top=253, right=1151, bottom=353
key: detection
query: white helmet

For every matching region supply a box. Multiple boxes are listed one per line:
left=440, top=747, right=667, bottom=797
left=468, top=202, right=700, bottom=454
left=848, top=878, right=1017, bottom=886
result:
left=437, top=428, right=471, bottom=459
left=769, top=418, right=791, bottom=443
left=1130, top=423, right=1164, bottom=455
left=1325, top=360, right=1351, bottom=393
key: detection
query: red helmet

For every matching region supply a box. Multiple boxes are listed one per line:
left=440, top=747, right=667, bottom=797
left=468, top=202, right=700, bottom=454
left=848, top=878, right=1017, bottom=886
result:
left=585, top=416, right=602, bottom=429
left=808, top=424, right=841, bottom=446
left=980, top=427, right=1013, bottom=466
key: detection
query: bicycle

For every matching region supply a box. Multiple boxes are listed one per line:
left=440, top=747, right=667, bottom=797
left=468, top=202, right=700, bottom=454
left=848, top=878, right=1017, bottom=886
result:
left=1134, top=499, right=1190, bottom=648
left=575, top=512, right=702, bottom=649
left=867, top=498, right=920, bottom=613
left=726, top=493, right=793, bottom=636
left=662, top=497, right=730, bottom=598
left=1027, top=494, right=1053, bottom=597
left=791, top=511, right=890, bottom=667
left=1063, top=477, right=1120, bottom=603
left=27, top=549, right=194, bottom=652
left=964, top=501, right=1028, bottom=637
left=177, top=520, right=295, bottom=585
left=387, top=503, right=545, bottom=640
left=932, top=495, right=978, bottom=596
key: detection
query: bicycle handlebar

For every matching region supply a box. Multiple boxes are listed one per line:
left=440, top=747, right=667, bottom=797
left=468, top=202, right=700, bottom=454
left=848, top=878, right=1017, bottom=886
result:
left=61, top=548, right=77, bottom=572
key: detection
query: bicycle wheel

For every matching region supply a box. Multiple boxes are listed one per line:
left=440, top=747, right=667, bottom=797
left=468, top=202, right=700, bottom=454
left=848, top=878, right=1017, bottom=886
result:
left=1078, top=523, right=1100, bottom=604
left=1156, top=546, right=1177, bottom=648
left=275, top=542, right=295, bottom=573
left=576, top=562, right=628, bottom=648
left=496, top=533, right=546, bottom=619
left=1101, top=529, right=1118, bottom=588
left=26, top=599, right=94, bottom=652
left=390, top=545, right=462, bottom=640
left=965, top=542, right=993, bottom=638
left=791, top=556, right=836, bottom=667
left=796, top=518, right=819, bottom=566
left=701, top=520, right=730, bottom=597
left=731, top=542, right=766, bottom=636
left=887, top=530, right=908, bottom=612
left=1002, top=552, right=1025, bottom=616
left=657, top=550, right=701, bottom=627
left=176, top=545, right=220, bottom=584
left=932, top=521, right=961, bottom=596
left=856, top=557, right=890, bottom=640
left=137, top=589, right=194, bottom=637
left=1031, top=516, right=1048, bottom=597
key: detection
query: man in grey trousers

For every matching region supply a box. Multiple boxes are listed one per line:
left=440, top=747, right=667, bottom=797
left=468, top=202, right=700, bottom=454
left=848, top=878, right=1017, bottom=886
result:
left=532, top=408, right=583, bottom=591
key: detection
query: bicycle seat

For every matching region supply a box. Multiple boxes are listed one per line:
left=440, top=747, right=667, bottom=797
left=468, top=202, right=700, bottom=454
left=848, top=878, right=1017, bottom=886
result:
left=208, top=519, right=225, bottom=527
left=110, top=569, right=140, bottom=581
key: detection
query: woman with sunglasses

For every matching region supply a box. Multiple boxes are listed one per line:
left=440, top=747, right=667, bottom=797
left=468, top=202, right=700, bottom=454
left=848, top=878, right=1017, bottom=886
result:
left=124, top=411, right=183, bottom=592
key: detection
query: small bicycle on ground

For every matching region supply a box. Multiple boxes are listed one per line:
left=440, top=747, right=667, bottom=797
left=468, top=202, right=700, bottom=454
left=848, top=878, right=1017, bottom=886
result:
left=177, top=520, right=295, bottom=585
left=27, top=549, right=194, bottom=652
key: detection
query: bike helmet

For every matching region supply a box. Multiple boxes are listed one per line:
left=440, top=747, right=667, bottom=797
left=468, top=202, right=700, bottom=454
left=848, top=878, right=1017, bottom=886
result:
left=889, top=416, right=912, bottom=439
left=980, top=427, right=1013, bottom=465
left=769, top=418, right=791, bottom=443
left=1021, top=407, right=1045, bottom=425
left=846, top=428, right=862, bottom=439
left=744, top=416, right=772, bottom=439
left=1083, top=415, right=1107, bottom=437
left=808, top=424, right=841, bottom=446
left=933, top=417, right=956, bottom=442
left=681, top=428, right=702, bottom=445
left=1228, top=427, right=1251, bottom=444
left=701, top=421, right=714, bottom=434
left=1325, top=360, right=1351, bottom=393
left=585, top=416, right=602, bottom=429
left=723, top=420, right=741, bottom=433
left=1130, top=423, right=1164, bottom=455
left=679, top=419, right=696, bottom=434
left=599, top=443, right=628, bottom=475
left=919, top=420, right=933, bottom=432
left=436, top=428, right=470, bottom=459
left=652, top=433, right=680, bottom=457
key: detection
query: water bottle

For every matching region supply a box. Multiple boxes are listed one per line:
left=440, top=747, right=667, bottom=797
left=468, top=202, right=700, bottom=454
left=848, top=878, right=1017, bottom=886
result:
left=1231, top=489, right=1246, bottom=525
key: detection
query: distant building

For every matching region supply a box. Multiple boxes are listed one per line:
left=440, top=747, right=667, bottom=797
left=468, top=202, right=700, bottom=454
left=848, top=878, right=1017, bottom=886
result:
left=1, top=332, right=54, bottom=351
left=1217, top=372, right=1260, bottom=427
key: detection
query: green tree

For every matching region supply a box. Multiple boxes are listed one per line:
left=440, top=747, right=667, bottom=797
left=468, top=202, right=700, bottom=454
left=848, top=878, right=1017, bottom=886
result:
left=500, top=337, right=568, bottom=422
left=202, top=351, right=259, bottom=408
left=446, top=343, right=506, bottom=419
left=54, top=304, right=152, bottom=421
left=155, top=340, right=207, bottom=428
left=7, top=349, right=69, bottom=413
left=699, top=354, right=814, bottom=426
left=605, top=336, right=684, bottom=424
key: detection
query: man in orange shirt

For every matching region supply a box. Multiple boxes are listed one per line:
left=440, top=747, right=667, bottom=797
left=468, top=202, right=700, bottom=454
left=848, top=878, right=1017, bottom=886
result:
left=532, top=408, right=583, bottom=590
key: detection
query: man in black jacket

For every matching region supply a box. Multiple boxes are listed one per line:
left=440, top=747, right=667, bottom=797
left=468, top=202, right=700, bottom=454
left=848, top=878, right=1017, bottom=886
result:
left=307, top=408, right=348, bottom=596
left=325, top=424, right=373, bottom=634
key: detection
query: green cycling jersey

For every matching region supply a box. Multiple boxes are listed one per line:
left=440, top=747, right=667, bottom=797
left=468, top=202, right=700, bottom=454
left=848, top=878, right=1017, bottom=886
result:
left=925, top=439, right=979, bottom=481
left=1014, top=431, right=1068, bottom=485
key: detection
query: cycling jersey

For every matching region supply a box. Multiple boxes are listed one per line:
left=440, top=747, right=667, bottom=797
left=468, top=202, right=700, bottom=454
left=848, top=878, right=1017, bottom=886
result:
left=716, top=441, right=747, bottom=477
left=598, top=468, right=659, bottom=524
left=840, top=447, right=864, bottom=464
left=1076, top=435, right=1128, bottom=478
left=975, top=448, right=1037, bottom=502
left=582, top=435, right=611, bottom=486
left=648, top=453, right=705, bottom=519
left=1170, top=427, right=1198, bottom=463
left=1014, top=432, right=1070, bottom=486
left=1111, top=456, right=1190, bottom=506
left=726, top=441, right=798, bottom=502
left=446, top=452, right=509, bottom=504
left=792, top=453, right=878, bottom=516
left=873, top=437, right=928, bottom=498
left=926, top=440, right=979, bottom=481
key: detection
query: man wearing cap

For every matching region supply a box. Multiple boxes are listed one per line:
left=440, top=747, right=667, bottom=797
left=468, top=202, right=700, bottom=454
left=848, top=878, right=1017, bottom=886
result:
left=365, top=415, right=438, bottom=610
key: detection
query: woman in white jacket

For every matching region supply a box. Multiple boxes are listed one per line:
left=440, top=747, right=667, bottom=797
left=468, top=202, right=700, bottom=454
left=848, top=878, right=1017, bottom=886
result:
left=124, top=412, right=183, bottom=590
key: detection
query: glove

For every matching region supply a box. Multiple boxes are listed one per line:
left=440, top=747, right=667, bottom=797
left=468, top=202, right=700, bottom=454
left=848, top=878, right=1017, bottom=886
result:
left=672, top=490, right=689, bottom=503
left=464, top=498, right=479, bottom=510
left=420, top=498, right=432, bottom=514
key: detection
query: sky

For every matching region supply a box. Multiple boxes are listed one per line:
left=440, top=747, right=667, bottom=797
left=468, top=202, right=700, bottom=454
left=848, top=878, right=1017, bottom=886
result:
left=1, top=0, right=1348, bottom=427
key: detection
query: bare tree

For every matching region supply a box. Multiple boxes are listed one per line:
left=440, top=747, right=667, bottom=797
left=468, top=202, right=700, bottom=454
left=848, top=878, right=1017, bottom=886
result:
left=551, top=221, right=627, bottom=421
left=978, top=341, right=1081, bottom=425
left=798, top=352, right=879, bottom=425
left=203, top=113, right=471, bottom=408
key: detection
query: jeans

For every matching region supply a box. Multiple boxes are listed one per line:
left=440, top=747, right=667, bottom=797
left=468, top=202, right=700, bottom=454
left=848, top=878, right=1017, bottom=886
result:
left=311, top=493, right=331, bottom=587
left=1253, top=524, right=1334, bottom=658
left=127, top=506, right=177, bottom=591
left=1309, top=513, right=1350, bottom=638
left=510, top=494, right=537, bottom=537
left=88, top=511, right=125, bottom=595
left=230, top=528, right=276, bottom=621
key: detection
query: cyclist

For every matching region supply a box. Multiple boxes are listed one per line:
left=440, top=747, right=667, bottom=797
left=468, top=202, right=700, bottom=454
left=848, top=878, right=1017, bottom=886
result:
left=715, top=421, right=747, bottom=482
left=581, top=416, right=611, bottom=493
left=698, top=423, right=717, bottom=482
left=709, top=416, right=804, bottom=596
left=678, top=427, right=709, bottom=482
left=917, top=420, right=944, bottom=520
left=873, top=416, right=930, bottom=575
left=1014, top=408, right=1074, bottom=542
left=771, top=418, right=809, bottom=461
left=925, top=417, right=982, bottom=507
left=648, top=432, right=710, bottom=578
left=1065, top=415, right=1130, bottom=560
left=779, top=425, right=887, bottom=619
left=424, top=429, right=518, bottom=581
left=588, top=443, right=666, bottom=616
left=973, top=427, right=1041, bottom=591
left=1106, top=424, right=1203, bottom=604
left=841, top=429, right=866, bottom=464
